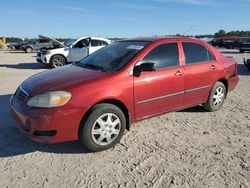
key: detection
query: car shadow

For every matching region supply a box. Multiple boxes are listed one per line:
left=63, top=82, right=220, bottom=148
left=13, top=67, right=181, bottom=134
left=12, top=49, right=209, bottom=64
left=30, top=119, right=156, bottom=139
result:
left=177, top=105, right=206, bottom=113
left=237, top=63, right=250, bottom=76
left=0, top=94, right=89, bottom=158
left=0, top=62, right=49, bottom=70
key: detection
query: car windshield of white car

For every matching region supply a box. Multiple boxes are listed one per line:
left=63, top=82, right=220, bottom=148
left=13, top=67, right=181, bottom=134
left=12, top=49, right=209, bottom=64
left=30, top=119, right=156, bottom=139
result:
left=77, top=41, right=149, bottom=72
left=65, top=39, right=77, bottom=47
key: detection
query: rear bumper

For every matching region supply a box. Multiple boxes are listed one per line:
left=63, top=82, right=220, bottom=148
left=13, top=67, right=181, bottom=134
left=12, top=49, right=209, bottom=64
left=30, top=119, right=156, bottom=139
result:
left=10, top=96, right=84, bottom=143
left=228, top=75, right=239, bottom=92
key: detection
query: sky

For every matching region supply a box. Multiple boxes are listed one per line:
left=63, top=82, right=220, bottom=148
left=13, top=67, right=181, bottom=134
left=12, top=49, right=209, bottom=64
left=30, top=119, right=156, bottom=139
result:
left=0, top=0, right=249, bottom=38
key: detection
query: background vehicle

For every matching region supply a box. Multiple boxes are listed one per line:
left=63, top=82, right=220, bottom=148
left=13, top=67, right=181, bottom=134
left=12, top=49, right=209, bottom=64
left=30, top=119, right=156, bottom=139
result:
left=244, top=58, right=250, bottom=70
left=10, top=41, right=36, bottom=50
left=223, top=37, right=250, bottom=50
left=36, top=37, right=111, bottom=68
left=11, top=37, right=239, bottom=151
left=209, top=38, right=223, bottom=47
left=21, top=35, right=63, bottom=53
left=209, top=36, right=240, bottom=48
left=239, top=38, right=250, bottom=53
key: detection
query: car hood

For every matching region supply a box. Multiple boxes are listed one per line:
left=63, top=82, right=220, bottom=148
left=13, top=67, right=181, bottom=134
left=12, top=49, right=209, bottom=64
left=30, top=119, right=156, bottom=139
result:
left=39, top=35, right=65, bottom=46
left=42, top=47, right=68, bottom=53
left=22, top=64, right=111, bottom=96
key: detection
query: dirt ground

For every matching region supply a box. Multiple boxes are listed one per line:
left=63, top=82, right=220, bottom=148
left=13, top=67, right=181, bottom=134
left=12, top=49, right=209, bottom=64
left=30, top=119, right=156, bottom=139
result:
left=0, top=49, right=250, bottom=188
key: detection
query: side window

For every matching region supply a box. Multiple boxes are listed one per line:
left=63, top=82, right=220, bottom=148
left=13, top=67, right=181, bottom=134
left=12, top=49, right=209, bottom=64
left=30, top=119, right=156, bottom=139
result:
left=74, top=41, right=84, bottom=48
left=101, top=40, right=108, bottom=46
left=97, top=40, right=104, bottom=46
left=183, top=42, right=215, bottom=65
left=141, top=43, right=179, bottom=69
left=82, top=39, right=89, bottom=47
left=39, top=38, right=49, bottom=43
left=91, top=39, right=99, bottom=47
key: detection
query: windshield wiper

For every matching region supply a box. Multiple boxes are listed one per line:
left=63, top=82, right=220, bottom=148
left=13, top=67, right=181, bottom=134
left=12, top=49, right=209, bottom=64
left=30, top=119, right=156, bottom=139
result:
left=83, top=63, right=108, bottom=72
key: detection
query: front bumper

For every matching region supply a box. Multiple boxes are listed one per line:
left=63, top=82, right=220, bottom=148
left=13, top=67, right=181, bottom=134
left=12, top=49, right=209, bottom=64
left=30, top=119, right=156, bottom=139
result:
left=10, top=95, right=84, bottom=143
left=36, top=54, right=50, bottom=64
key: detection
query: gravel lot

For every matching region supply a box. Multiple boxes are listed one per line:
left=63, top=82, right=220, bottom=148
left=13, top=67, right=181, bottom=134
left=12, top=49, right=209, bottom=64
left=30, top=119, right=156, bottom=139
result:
left=0, top=49, right=250, bottom=188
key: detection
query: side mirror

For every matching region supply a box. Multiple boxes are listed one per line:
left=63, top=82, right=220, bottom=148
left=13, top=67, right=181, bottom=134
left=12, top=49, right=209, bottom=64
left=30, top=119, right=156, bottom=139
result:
left=133, top=62, right=155, bottom=77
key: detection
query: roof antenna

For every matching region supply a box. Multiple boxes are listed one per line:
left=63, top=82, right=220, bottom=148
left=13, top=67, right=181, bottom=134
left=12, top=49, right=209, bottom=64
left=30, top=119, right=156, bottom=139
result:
left=182, top=25, right=194, bottom=36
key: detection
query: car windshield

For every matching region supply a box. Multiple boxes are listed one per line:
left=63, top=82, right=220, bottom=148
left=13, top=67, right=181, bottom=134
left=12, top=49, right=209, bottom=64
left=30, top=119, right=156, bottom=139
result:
left=65, top=39, right=76, bottom=47
left=77, top=41, right=149, bottom=72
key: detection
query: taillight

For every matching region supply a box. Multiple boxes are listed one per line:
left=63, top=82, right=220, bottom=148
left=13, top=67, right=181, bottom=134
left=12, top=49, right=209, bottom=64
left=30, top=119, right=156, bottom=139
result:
left=234, top=63, right=238, bottom=76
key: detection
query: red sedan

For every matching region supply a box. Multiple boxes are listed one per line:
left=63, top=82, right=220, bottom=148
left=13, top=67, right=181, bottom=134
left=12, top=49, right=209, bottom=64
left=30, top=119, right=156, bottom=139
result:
left=10, top=37, right=239, bottom=151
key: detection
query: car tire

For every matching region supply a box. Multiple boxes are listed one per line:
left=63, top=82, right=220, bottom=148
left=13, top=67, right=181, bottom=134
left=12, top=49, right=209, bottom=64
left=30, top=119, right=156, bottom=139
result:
left=50, top=55, right=66, bottom=68
left=26, top=47, right=33, bottom=53
left=203, top=82, right=226, bottom=112
left=79, top=103, right=126, bottom=152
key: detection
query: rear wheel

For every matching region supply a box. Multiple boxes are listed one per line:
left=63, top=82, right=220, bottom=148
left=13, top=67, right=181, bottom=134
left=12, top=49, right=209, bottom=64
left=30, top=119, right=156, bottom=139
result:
left=50, top=55, right=66, bottom=68
left=26, top=47, right=33, bottom=53
left=79, top=103, right=126, bottom=152
left=203, top=82, right=226, bottom=112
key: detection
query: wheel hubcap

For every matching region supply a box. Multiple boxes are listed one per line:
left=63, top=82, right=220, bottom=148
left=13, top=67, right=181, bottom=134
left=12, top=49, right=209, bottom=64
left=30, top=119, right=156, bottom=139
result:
left=212, top=87, right=225, bottom=107
left=91, top=113, right=121, bottom=146
left=53, top=56, right=64, bottom=67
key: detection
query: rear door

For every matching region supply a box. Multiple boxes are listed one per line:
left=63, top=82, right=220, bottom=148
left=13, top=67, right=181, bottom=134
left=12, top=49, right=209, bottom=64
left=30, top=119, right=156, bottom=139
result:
left=89, top=39, right=104, bottom=54
left=134, top=42, right=185, bottom=120
left=182, top=42, right=217, bottom=106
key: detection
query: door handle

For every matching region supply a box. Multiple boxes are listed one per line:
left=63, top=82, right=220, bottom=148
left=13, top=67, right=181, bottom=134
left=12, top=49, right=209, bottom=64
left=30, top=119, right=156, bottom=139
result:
left=210, top=65, right=216, bottom=70
left=175, top=71, right=183, bottom=77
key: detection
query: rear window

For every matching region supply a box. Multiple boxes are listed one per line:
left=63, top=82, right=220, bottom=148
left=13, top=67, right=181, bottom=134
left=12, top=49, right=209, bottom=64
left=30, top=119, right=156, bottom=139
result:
left=101, top=40, right=108, bottom=45
left=183, top=42, right=215, bottom=64
left=91, top=40, right=99, bottom=47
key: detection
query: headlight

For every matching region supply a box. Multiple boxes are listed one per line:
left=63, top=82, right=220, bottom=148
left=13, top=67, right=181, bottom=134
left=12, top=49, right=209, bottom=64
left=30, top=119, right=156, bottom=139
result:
left=27, top=91, right=72, bottom=108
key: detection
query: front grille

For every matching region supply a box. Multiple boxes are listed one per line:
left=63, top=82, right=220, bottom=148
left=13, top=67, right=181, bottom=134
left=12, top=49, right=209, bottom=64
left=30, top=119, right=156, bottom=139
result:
left=15, top=86, right=29, bottom=102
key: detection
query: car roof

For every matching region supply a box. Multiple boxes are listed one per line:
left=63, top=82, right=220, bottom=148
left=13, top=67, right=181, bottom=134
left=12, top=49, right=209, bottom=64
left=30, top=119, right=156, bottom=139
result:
left=121, top=37, right=202, bottom=43
left=76, top=36, right=111, bottom=42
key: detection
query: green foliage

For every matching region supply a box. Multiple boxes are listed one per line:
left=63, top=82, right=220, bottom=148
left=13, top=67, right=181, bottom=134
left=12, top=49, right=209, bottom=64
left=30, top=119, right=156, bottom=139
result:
left=214, top=29, right=250, bottom=38
left=6, top=37, right=23, bottom=43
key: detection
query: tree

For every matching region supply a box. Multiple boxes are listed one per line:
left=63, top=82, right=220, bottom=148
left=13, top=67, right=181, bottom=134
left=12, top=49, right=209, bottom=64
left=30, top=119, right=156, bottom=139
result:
left=214, top=29, right=226, bottom=38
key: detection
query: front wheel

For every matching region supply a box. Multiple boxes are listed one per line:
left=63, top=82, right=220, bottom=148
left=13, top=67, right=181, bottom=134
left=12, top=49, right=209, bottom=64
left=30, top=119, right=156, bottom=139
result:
left=79, top=104, right=126, bottom=152
left=203, top=82, right=226, bottom=112
left=50, top=55, right=66, bottom=68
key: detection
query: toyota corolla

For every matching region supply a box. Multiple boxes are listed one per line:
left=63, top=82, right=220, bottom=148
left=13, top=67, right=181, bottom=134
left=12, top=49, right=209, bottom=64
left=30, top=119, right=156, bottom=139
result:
left=10, top=37, right=239, bottom=151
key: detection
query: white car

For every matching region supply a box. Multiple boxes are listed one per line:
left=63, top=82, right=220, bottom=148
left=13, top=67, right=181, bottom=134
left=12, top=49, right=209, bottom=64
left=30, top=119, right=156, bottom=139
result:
left=36, top=37, right=111, bottom=68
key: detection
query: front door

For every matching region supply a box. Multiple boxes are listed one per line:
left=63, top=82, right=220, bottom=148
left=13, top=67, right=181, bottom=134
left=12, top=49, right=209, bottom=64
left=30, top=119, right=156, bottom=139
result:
left=134, top=42, right=185, bottom=120
left=69, top=38, right=89, bottom=62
